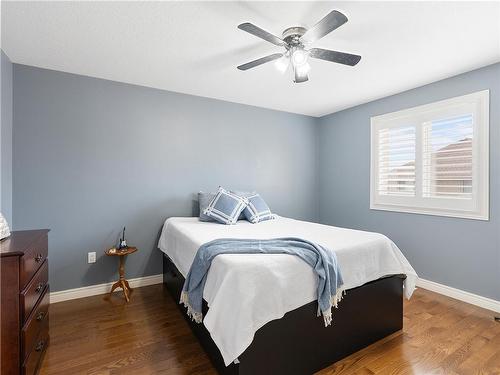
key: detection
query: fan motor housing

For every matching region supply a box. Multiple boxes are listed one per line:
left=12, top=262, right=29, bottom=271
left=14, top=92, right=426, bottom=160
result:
left=282, top=27, right=307, bottom=47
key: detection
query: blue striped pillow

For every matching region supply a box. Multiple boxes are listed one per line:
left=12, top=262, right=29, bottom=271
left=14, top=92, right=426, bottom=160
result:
left=204, top=187, right=249, bottom=225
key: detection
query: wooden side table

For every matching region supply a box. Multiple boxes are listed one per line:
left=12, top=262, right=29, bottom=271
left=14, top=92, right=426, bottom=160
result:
left=105, top=246, right=137, bottom=302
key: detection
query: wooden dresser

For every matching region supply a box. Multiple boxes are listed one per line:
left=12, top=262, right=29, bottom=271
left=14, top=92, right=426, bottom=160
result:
left=1, top=230, right=50, bottom=375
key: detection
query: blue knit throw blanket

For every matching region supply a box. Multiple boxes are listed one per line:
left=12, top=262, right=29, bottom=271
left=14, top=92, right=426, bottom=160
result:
left=180, top=237, right=344, bottom=327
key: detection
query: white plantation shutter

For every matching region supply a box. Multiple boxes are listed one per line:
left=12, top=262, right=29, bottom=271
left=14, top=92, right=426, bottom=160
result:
left=371, top=91, right=489, bottom=220
left=378, top=126, right=416, bottom=197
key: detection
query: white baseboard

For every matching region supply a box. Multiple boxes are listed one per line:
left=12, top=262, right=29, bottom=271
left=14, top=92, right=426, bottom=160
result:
left=49, top=274, right=163, bottom=304
left=417, top=278, right=500, bottom=314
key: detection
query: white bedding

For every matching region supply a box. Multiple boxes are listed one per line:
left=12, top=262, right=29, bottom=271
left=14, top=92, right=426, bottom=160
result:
left=157, top=216, right=417, bottom=366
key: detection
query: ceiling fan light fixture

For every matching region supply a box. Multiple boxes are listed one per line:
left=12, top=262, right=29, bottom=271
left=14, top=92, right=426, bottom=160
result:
left=295, top=62, right=311, bottom=75
left=274, top=55, right=289, bottom=73
left=291, top=48, right=308, bottom=67
left=293, top=62, right=310, bottom=83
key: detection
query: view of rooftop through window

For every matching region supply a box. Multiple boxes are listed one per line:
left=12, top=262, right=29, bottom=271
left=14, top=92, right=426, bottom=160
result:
left=423, top=114, right=473, bottom=199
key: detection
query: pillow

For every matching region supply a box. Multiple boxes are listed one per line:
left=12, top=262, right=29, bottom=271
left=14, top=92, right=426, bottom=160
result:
left=231, top=190, right=256, bottom=220
left=198, top=192, right=216, bottom=222
left=203, top=187, right=249, bottom=225
left=242, top=194, right=275, bottom=223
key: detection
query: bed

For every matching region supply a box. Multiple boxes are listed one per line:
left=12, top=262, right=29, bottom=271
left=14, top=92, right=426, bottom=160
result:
left=158, top=216, right=417, bottom=375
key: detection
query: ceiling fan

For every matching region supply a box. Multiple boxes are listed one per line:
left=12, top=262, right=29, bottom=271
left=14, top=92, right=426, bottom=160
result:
left=237, top=10, right=361, bottom=83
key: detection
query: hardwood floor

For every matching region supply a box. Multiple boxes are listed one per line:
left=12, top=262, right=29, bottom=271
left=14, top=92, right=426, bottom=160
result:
left=40, top=285, right=500, bottom=375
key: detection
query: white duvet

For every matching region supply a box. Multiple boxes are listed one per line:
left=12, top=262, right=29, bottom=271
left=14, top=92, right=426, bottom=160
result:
left=157, top=216, right=417, bottom=366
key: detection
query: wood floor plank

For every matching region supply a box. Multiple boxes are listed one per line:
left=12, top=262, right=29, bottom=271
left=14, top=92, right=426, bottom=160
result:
left=39, top=285, right=500, bottom=375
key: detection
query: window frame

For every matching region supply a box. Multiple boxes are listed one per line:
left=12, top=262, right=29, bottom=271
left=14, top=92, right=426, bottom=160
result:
left=370, top=90, right=489, bottom=220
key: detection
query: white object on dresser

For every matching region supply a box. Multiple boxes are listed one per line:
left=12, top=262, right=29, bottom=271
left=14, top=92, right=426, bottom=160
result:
left=0, top=213, right=10, bottom=240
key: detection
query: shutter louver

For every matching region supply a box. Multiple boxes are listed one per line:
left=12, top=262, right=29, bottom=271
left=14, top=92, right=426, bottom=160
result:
left=378, top=126, right=416, bottom=196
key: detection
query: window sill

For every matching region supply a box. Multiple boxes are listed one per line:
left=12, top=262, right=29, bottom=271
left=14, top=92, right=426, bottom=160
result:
left=369, top=203, right=489, bottom=221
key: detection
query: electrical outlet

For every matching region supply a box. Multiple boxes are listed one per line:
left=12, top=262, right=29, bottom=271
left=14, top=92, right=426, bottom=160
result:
left=88, top=252, right=96, bottom=264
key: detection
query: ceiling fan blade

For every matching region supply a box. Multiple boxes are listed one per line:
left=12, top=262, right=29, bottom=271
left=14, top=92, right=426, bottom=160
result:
left=309, top=48, right=361, bottom=66
left=300, top=10, right=348, bottom=43
left=237, top=53, right=284, bottom=71
left=238, top=23, right=285, bottom=46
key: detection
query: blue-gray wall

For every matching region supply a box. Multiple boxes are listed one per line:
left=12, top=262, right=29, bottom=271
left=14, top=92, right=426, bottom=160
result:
left=1, top=50, right=13, bottom=224
left=317, top=63, right=500, bottom=301
left=11, top=61, right=500, bottom=300
left=13, top=65, right=318, bottom=292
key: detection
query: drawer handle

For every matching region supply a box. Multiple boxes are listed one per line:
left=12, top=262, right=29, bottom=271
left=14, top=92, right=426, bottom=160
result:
left=35, top=283, right=44, bottom=293
left=35, top=340, right=45, bottom=352
left=35, top=254, right=43, bottom=263
left=36, top=311, right=45, bottom=321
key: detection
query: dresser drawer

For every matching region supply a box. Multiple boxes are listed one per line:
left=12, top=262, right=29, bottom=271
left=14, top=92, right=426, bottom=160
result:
left=22, top=286, right=49, bottom=361
left=20, top=234, right=48, bottom=290
left=22, top=327, right=49, bottom=375
left=21, top=261, right=48, bottom=323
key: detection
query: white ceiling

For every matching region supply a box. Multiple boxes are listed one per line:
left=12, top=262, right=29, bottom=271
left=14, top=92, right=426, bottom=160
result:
left=2, top=1, right=500, bottom=117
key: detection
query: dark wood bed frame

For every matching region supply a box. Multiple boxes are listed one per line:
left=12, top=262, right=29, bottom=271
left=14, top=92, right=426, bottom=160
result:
left=163, top=253, right=405, bottom=375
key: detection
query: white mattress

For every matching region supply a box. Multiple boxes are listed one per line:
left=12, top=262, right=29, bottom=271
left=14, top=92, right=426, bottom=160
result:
left=158, top=216, right=417, bottom=366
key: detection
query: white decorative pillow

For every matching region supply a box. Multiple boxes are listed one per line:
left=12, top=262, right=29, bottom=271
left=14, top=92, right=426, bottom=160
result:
left=0, top=213, right=11, bottom=240
left=204, top=187, right=249, bottom=225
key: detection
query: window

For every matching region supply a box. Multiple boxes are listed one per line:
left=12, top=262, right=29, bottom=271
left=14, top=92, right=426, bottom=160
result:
left=370, top=90, right=489, bottom=220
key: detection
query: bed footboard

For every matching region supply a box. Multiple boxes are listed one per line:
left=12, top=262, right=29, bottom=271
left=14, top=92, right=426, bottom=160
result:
left=162, top=253, right=404, bottom=375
